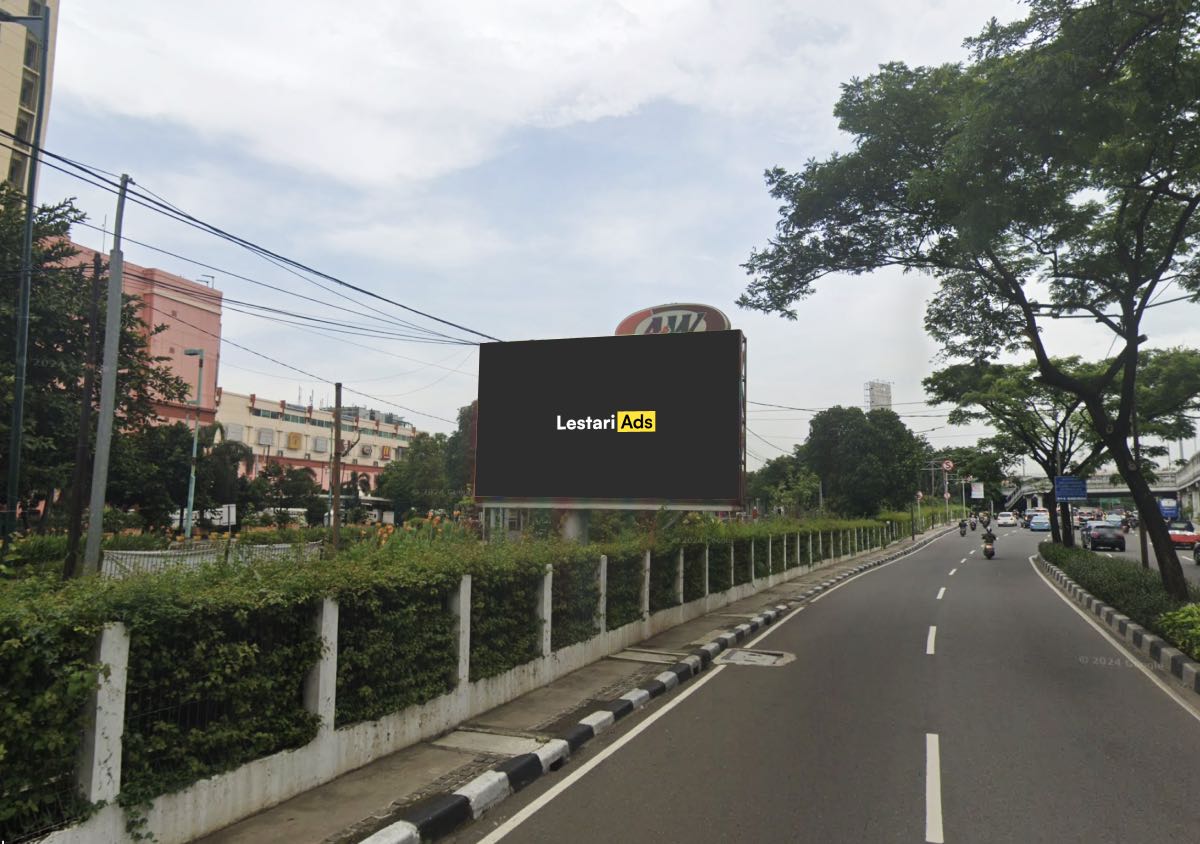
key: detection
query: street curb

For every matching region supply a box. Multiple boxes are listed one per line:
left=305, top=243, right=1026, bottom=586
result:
left=356, top=528, right=952, bottom=843
left=1036, top=555, right=1200, bottom=699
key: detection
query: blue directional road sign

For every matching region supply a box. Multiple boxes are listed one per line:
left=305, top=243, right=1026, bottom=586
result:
left=1054, top=475, right=1088, bottom=501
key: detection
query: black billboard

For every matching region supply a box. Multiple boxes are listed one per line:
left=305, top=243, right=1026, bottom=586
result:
left=475, top=330, right=744, bottom=507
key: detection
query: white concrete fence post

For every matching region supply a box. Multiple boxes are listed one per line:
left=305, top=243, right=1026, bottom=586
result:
left=676, top=546, right=685, bottom=605
left=303, top=599, right=338, bottom=733
left=808, top=533, right=813, bottom=567
left=749, top=539, right=756, bottom=585
left=703, top=544, right=710, bottom=596
left=79, top=622, right=130, bottom=804
left=597, top=555, right=608, bottom=633
left=728, top=542, right=734, bottom=589
left=539, top=564, right=553, bottom=657
left=451, top=574, right=471, bottom=687
left=818, top=531, right=823, bottom=562
left=641, top=549, right=651, bottom=619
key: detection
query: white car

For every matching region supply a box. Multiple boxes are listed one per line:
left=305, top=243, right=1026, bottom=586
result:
left=996, top=512, right=1017, bottom=527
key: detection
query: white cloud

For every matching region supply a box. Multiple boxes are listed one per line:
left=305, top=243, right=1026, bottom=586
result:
left=57, top=0, right=1026, bottom=188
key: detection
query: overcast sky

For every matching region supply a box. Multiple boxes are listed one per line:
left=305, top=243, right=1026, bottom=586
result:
left=38, top=1, right=1199, bottom=470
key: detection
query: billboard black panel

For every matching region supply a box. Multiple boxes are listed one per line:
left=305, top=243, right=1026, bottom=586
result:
left=475, top=330, right=744, bottom=506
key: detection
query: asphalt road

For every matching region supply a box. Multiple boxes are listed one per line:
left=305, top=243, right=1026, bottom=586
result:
left=453, top=528, right=1200, bottom=844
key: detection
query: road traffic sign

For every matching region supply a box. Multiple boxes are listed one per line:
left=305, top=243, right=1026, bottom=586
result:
left=942, top=460, right=954, bottom=471
left=916, top=491, right=924, bottom=500
left=1053, top=475, right=1088, bottom=502
left=943, top=492, right=952, bottom=500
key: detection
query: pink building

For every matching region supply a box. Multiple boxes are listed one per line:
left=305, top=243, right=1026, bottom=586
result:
left=68, top=242, right=222, bottom=425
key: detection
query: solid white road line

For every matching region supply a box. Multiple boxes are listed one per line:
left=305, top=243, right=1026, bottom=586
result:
left=477, top=665, right=729, bottom=843
left=1027, top=555, right=1200, bottom=725
left=479, top=537, right=952, bottom=842
left=949, top=569, right=957, bottom=576
left=937, top=587, right=946, bottom=600
left=926, top=733, right=945, bottom=843
left=926, top=626, right=937, bottom=655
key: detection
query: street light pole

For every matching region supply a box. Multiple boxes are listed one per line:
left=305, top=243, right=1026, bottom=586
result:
left=2, top=4, right=52, bottom=538
left=183, top=348, right=205, bottom=539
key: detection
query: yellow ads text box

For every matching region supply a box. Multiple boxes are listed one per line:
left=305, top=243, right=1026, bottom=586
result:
left=616, top=410, right=656, bottom=432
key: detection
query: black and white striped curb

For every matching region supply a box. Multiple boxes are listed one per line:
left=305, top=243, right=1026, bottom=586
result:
left=358, top=528, right=952, bottom=844
left=1038, top=555, right=1200, bottom=697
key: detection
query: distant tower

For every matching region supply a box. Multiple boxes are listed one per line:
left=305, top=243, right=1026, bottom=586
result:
left=865, top=380, right=893, bottom=412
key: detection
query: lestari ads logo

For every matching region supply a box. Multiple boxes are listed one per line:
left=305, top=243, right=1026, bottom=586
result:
left=556, top=410, right=656, bottom=432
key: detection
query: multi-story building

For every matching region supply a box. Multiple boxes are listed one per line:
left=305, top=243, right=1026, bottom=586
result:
left=0, top=0, right=57, bottom=189
left=69, top=241, right=222, bottom=425
left=214, top=390, right=416, bottom=491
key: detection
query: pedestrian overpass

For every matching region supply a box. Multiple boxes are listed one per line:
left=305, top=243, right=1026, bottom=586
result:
left=1003, top=451, right=1200, bottom=516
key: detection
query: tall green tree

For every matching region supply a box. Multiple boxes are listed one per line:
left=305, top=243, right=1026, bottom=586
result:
left=803, top=407, right=927, bottom=517
left=740, top=1, right=1200, bottom=597
left=376, top=431, right=449, bottom=518
left=443, top=401, right=476, bottom=498
left=0, top=185, right=189, bottom=533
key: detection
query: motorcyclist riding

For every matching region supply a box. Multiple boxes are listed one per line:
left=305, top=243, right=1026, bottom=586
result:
left=982, top=525, right=997, bottom=558
left=959, top=519, right=968, bottom=536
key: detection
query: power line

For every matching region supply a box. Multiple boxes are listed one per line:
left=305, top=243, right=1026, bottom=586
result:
left=73, top=220, right=473, bottom=342
left=0, top=131, right=500, bottom=343
left=139, top=301, right=458, bottom=425
left=123, top=269, right=470, bottom=344
left=747, top=428, right=794, bottom=454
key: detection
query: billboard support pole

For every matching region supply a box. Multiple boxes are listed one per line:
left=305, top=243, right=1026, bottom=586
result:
left=561, top=509, right=589, bottom=544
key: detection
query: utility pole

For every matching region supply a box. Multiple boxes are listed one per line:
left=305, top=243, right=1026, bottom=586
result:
left=82, top=175, right=131, bottom=574
left=64, top=255, right=103, bottom=578
left=2, top=4, right=51, bottom=540
left=183, top=349, right=205, bottom=539
left=332, top=382, right=342, bottom=551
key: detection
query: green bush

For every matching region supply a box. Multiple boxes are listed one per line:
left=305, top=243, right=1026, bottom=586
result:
left=551, top=554, right=600, bottom=651
left=683, top=544, right=706, bottom=601
left=1039, top=542, right=1200, bottom=636
left=0, top=578, right=103, bottom=840
left=469, top=554, right=543, bottom=681
left=114, top=569, right=324, bottom=808
left=1157, top=604, right=1200, bottom=661
left=605, top=549, right=644, bottom=630
left=336, top=580, right=457, bottom=727
left=733, top=539, right=752, bottom=584
left=770, top=536, right=784, bottom=573
left=708, top=541, right=732, bottom=592
left=649, top=548, right=680, bottom=612
left=752, top=538, right=769, bottom=579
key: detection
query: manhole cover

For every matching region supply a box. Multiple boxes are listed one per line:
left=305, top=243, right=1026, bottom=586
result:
left=714, top=648, right=795, bottom=667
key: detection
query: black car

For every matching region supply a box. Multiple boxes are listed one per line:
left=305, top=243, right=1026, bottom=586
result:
left=1087, top=524, right=1126, bottom=552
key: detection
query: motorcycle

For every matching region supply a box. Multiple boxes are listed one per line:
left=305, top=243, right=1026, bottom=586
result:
left=969, top=519, right=977, bottom=531
left=983, top=535, right=996, bottom=559
left=959, top=523, right=968, bottom=537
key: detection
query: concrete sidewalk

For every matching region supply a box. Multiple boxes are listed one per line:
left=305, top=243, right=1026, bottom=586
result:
left=195, top=528, right=943, bottom=844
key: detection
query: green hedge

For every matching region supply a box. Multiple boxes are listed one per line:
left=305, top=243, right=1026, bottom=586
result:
left=751, top=538, right=767, bottom=578
left=469, top=562, right=543, bottom=681
left=605, top=550, right=644, bottom=630
left=0, top=579, right=103, bottom=840
left=1158, top=604, right=1200, bottom=661
left=335, top=581, right=457, bottom=727
left=733, top=539, right=752, bottom=584
left=118, top=587, right=322, bottom=808
left=770, top=536, right=784, bottom=572
left=683, top=544, right=706, bottom=602
left=708, top=541, right=732, bottom=592
left=551, top=555, right=600, bottom=651
left=1039, top=542, right=1200, bottom=637
left=649, top=548, right=680, bottom=612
